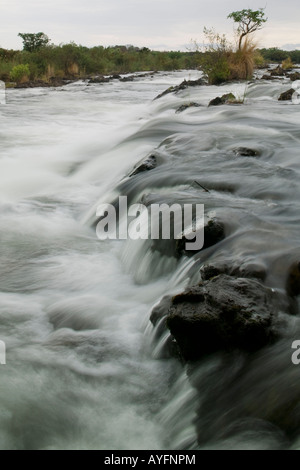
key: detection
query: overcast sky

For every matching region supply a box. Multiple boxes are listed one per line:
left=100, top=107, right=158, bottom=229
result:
left=0, top=0, right=299, bottom=51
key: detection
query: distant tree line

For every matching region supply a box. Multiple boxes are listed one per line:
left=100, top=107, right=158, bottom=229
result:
left=0, top=29, right=299, bottom=85
left=258, top=47, right=300, bottom=63
left=0, top=35, right=201, bottom=83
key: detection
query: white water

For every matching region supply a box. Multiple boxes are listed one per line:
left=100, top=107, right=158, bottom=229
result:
left=0, top=72, right=201, bottom=450
left=0, top=70, right=300, bottom=450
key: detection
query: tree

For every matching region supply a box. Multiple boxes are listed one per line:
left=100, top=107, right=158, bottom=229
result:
left=228, top=8, right=267, bottom=50
left=18, top=33, right=50, bottom=52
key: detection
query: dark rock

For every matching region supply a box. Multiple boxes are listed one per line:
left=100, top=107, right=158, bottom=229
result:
left=154, top=275, right=290, bottom=361
left=15, top=78, right=72, bottom=89
left=208, top=93, right=236, bottom=107
left=129, top=154, right=157, bottom=177
left=175, top=102, right=202, bottom=114
left=261, top=74, right=276, bottom=80
left=88, top=76, right=110, bottom=84
left=119, top=76, right=135, bottom=82
left=110, top=74, right=121, bottom=79
left=278, top=88, right=295, bottom=101
left=200, top=262, right=267, bottom=282
left=270, top=66, right=285, bottom=76
left=286, top=261, right=300, bottom=297
left=154, top=78, right=206, bottom=100
left=289, top=72, right=300, bottom=81
left=176, top=218, right=226, bottom=257
left=233, top=147, right=260, bottom=157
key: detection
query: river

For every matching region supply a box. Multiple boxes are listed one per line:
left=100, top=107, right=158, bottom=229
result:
left=0, top=70, right=299, bottom=450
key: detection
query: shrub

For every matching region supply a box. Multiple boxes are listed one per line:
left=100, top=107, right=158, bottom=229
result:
left=253, top=50, right=266, bottom=67
left=10, top=64, right=30, bottom=83
left=282, top=57, right=294, bottom=70
left=228, top=39, right=256, bottom=80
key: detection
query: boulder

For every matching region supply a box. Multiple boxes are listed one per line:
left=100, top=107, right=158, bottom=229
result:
left=151, top=274, right=291, bottom=361
left=278, top=88, right=295, bottom=101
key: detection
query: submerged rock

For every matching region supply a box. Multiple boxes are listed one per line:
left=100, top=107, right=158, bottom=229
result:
left=175, top=102, right=202, bottom=114
left=129, top=154, right=157, bottom=177
left=152, top=274, right=291, bottom=361
left=278, top=89, right=295, bottom=101
left=233, top=147, right=260, bottom=157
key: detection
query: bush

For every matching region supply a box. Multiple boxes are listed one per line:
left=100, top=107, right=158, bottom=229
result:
left=282, top=57, right=293, bottom=70
left=10, top=64, right=30, bottom=83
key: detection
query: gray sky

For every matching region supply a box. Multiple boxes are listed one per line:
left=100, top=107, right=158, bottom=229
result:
left=0, top=0, right=299, bottom=51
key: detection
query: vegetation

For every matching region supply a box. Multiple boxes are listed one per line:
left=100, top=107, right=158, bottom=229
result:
left=18, top=33, right=50, bottom=52
left=281, top=57, right=294, bottom=70
left=228, top=9, right=267, bottom=50
left=259, top=48, right=300, bottom=64
left=0, top=38, right=200, bottom=84
left=0, top=21, right=299, bottom=87
left=199, top=8, right=268, bottom=84
left=10, top=64, right=30, bottom=83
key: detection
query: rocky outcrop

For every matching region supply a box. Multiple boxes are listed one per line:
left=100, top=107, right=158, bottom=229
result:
left=208, top=93, right=236, bottom=106
left=151, top=274, right=293, bottom=362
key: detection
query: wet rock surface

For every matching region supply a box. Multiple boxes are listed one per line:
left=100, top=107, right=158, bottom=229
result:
left=175, top=218, right=226, bottom=257
left=151, top=274, right=293, bottom=362
left=208, top=93, right=236, bottom=106
left=278, top=88, right=295, bottom=101
left=154, top=78, right=206, bottom=100
left=129, top=154, right=157, bottom=176
left=233, top=147, right=260, bottom=157
left=175, top=102, right=202, bottom=113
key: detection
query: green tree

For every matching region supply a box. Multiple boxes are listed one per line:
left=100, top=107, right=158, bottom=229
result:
left=228, top=8, right=267, bottom=50
left=18, top=33, right=50, bottom=52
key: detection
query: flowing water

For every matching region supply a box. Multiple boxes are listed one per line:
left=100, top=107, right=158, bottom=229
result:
left=0, top=70, right=300, bottom=450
